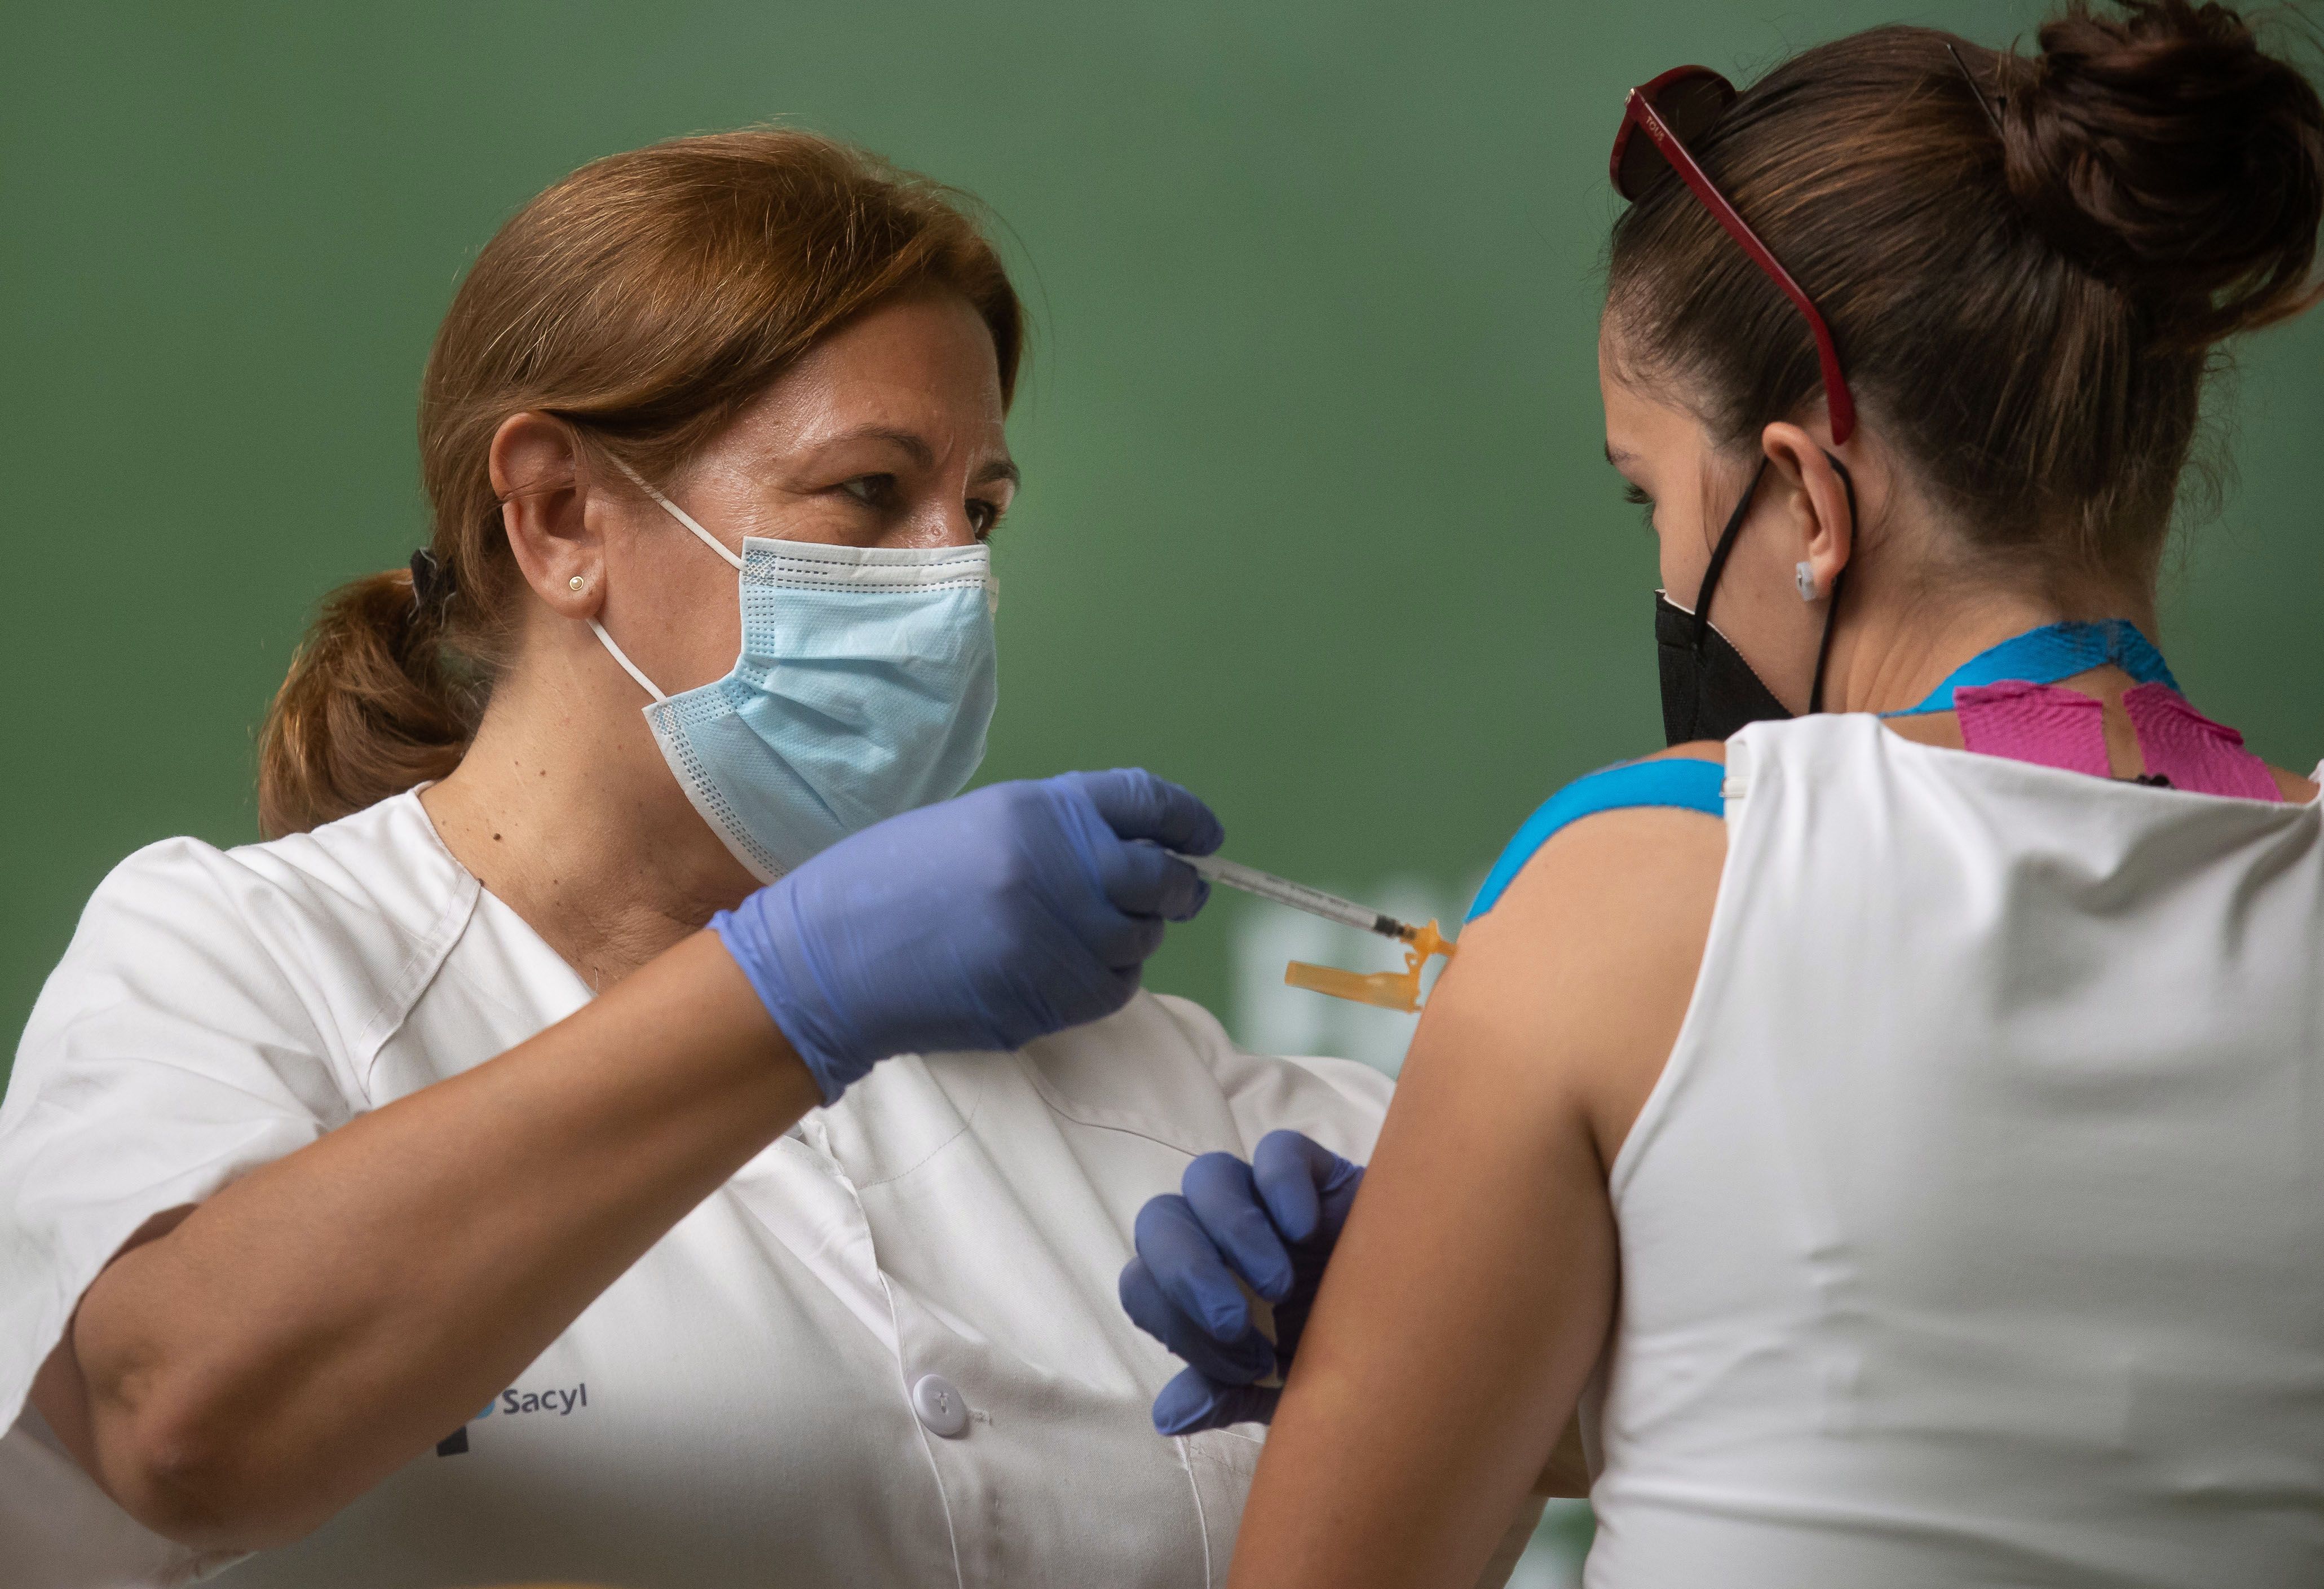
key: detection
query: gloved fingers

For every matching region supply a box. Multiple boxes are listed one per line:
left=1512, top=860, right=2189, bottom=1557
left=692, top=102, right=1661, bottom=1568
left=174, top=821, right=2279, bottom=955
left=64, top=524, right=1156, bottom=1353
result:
left=1086, top=911, right=1167, bottom=974
left=1066, top=768, right=1225, bottom=857
left=1095, top=838, right=1210, bottom=923
left=1252, top=1129, right=1346, bottom=1243
left=1152, top=1367, right=1282, bottom=1437
left=1182, top=1152, right=1296, bottom=1301
left=1119, top=1255, right=1275, bottom=1384
left=1133, top=1193, right=1265, bottom=1343
left=1176, top=875, right=1212, bottom=922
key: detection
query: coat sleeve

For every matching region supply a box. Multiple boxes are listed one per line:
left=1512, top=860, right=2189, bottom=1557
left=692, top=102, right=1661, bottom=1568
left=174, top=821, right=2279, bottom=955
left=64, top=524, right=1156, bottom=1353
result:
left=0, top=837, right=353, bottom=1434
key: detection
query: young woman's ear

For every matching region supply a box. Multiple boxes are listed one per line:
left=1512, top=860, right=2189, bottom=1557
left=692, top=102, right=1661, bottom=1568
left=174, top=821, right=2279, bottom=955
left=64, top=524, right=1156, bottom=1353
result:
left=491, top=412, right=605, bottom=619
left=1759, top=421, right=1854, bottom=601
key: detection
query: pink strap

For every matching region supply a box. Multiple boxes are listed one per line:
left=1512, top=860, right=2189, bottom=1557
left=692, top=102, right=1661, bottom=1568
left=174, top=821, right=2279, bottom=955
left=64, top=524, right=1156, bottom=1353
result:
left=1955, top=681, right=2110, bottom=777
left=2122, top=683, right=2282, bottom=802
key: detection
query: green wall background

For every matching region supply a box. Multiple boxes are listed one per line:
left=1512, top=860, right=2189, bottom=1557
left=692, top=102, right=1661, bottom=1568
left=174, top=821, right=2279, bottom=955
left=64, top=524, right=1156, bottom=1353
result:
left=6, top=0, right=2321, bottom=1082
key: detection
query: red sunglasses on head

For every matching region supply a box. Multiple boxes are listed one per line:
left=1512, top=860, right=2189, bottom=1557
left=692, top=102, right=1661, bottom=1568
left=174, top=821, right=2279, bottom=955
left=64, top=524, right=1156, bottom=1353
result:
left=1610, top=65, right=1857, bottom=445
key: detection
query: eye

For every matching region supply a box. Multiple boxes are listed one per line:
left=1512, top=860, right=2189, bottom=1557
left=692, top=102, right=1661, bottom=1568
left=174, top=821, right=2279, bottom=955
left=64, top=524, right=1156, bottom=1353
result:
left=838, top=474, right=896, bottom=507
left=1623, top=480, right=1655, bottom=529
left=967, top=497, right=1005, bottom=540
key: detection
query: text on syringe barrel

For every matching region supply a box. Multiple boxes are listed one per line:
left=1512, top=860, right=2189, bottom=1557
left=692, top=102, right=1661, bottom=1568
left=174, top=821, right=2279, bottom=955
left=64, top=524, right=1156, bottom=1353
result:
left=1172, top=853, right=1400, bottom=936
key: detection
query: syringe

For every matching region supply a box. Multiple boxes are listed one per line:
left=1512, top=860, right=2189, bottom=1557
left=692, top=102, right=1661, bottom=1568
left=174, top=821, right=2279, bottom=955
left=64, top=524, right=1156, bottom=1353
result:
left=1165, top=849, right=1459, bottom=1014
left=1168, top=851, right=1422, bottom=944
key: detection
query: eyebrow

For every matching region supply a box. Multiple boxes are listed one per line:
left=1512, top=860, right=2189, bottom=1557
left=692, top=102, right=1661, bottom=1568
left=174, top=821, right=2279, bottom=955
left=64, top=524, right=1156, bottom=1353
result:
left=1605, top=443, right=1637, bottom=466
left=826, top=425, right=1019, bottom=488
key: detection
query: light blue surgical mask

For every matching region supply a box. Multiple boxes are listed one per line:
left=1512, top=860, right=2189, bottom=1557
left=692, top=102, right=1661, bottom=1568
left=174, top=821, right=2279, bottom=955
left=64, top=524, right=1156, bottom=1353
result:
left=590, top=462, right=998, bottom=882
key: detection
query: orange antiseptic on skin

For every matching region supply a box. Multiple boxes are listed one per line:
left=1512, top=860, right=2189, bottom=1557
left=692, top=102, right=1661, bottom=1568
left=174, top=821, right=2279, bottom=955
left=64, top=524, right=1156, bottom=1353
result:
left=1284, top=919, right=1457, bottom=1014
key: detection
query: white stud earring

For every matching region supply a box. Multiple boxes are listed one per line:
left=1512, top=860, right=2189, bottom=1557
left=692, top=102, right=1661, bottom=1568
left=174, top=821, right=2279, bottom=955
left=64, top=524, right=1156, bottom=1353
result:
left=1795, top=561, right=1818, bottom=602
left=569, top=575, right=587, bottom=592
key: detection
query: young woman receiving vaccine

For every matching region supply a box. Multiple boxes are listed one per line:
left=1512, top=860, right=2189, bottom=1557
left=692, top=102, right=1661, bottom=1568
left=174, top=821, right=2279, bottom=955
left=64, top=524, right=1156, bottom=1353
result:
left=0, top=131, right=1539, bottom=1588
left=1125, top=3, right=2324, bottom=1584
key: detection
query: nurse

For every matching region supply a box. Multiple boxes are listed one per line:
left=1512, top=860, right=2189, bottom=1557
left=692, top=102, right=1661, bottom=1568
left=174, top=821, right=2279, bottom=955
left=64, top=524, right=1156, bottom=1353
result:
left=0, top=129, right=1422, bottom=1588
left=1127, top=3, right=2324, bottom=1586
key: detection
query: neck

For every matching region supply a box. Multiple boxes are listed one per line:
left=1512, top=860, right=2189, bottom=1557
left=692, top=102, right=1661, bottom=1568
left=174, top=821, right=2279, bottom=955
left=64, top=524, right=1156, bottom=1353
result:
left=421, top=653, right=757, bottom=992
left=1825, top=582, right=2157, bottom=717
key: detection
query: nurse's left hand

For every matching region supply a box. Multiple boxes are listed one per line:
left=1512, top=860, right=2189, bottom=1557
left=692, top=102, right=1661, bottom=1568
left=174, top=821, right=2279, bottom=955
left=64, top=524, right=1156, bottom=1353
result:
left=1119, top=1129, right=1364, bottom=1434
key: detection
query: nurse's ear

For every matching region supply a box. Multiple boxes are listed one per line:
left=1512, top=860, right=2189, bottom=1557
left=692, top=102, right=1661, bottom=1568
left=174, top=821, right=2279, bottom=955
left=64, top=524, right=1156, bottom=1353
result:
left=491, top=411, right=606, bottom=621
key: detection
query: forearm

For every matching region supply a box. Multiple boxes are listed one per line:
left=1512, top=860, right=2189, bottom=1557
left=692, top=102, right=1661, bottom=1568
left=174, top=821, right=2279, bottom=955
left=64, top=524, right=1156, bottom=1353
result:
left=52, top=930, right=818, bottom=1548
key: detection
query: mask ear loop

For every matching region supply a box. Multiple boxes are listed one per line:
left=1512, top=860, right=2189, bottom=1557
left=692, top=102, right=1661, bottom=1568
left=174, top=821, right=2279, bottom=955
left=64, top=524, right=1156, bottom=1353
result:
left=610, top=457, right=745, bottom=572
left=1689, top=457, right=1773, bottom=654
left=581, top=456, right=746, bottom=703
left=589, top=620, right=669, bottom=703
left=1807, top=454, right=1858, bottom=713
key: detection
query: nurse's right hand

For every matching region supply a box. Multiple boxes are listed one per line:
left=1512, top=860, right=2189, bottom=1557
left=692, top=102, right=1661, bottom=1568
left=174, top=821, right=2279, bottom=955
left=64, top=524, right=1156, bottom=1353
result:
left=713, top=767, right=1222, bottom=1102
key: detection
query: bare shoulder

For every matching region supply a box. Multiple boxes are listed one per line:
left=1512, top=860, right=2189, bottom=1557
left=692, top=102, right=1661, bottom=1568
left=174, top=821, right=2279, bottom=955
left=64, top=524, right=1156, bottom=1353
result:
left=1412, top=751, right=1728, bottom=1171
left=1489, top=739, right=1730, bottom=929
left=1464, top=787, right=1727, bottom=1026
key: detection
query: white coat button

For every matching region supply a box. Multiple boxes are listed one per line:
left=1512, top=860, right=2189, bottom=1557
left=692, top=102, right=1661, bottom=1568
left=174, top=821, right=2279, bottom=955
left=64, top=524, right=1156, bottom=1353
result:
left=911, top=1373, right=970, bottom=1438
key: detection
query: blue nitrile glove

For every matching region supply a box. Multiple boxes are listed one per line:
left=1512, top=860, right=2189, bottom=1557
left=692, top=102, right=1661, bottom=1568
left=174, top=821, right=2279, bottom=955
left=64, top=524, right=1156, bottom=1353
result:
left=1119, top=1129, right=1366, bottom=1434
left=713, top=769, right=1222, bottom=1102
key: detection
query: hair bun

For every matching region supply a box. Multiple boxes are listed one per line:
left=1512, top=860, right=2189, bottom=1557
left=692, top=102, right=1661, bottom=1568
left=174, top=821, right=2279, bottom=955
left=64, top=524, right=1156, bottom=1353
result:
left=2004, top=0, right=2323, bottom=345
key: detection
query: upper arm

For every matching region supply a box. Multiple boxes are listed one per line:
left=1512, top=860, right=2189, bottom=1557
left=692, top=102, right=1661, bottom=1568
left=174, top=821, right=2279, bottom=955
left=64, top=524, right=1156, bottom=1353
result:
left=1468, top=784, right=1727, bottom=1174
left=1225, top=797, right=1726, bottom=1589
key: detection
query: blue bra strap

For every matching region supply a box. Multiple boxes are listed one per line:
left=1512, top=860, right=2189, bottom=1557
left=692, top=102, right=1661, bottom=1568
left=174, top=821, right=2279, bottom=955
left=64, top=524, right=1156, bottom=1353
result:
left=1889, top=619, right=2177, bottom=717
left=1466, top=758, right=1726, bottom=922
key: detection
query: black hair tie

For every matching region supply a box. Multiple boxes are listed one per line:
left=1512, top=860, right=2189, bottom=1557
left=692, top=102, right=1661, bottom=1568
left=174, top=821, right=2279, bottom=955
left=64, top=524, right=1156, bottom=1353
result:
left=409, top=548, right=454, bottom=617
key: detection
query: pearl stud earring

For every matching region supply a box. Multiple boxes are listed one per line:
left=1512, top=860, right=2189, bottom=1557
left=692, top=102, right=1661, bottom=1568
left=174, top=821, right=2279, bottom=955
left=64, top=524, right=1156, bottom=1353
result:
left=1795, top=561, right=1818, bottom=602
left=569, top=575, right=586, bottom=592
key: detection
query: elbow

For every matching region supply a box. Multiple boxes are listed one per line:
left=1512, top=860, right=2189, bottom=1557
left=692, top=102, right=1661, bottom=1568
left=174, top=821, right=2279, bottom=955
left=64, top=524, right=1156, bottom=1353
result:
left=98, top=1396, right=332, bottom=1553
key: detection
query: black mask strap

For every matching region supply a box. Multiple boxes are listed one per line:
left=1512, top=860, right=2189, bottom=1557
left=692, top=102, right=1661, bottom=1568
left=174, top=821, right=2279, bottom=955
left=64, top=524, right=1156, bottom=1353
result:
left=1806, top=453, right=1858, bottom=713
left=1689, top=456, right=1771, bottom=652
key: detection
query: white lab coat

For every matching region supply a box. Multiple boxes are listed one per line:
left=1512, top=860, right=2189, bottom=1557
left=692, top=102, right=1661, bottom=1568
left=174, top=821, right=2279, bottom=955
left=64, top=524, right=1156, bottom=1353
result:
left=0, top=789, right=1426, bottom=1587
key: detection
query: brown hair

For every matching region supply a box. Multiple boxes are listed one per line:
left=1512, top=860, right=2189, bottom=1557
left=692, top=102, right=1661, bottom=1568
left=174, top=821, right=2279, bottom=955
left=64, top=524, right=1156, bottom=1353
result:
left=257, top=128, right=1024, bottom=837
left=1606, top=0, right=2322, bottom=592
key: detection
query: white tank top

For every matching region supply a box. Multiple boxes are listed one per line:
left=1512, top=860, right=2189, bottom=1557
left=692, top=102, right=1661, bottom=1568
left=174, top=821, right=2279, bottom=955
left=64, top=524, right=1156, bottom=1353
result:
left=1587, top=712, right=2324, bottom=1588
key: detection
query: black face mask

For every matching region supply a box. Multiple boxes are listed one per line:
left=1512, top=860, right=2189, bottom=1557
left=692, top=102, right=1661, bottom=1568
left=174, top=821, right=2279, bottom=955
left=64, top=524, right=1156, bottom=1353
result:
left=1655, top=454, right=1855, bottom=745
